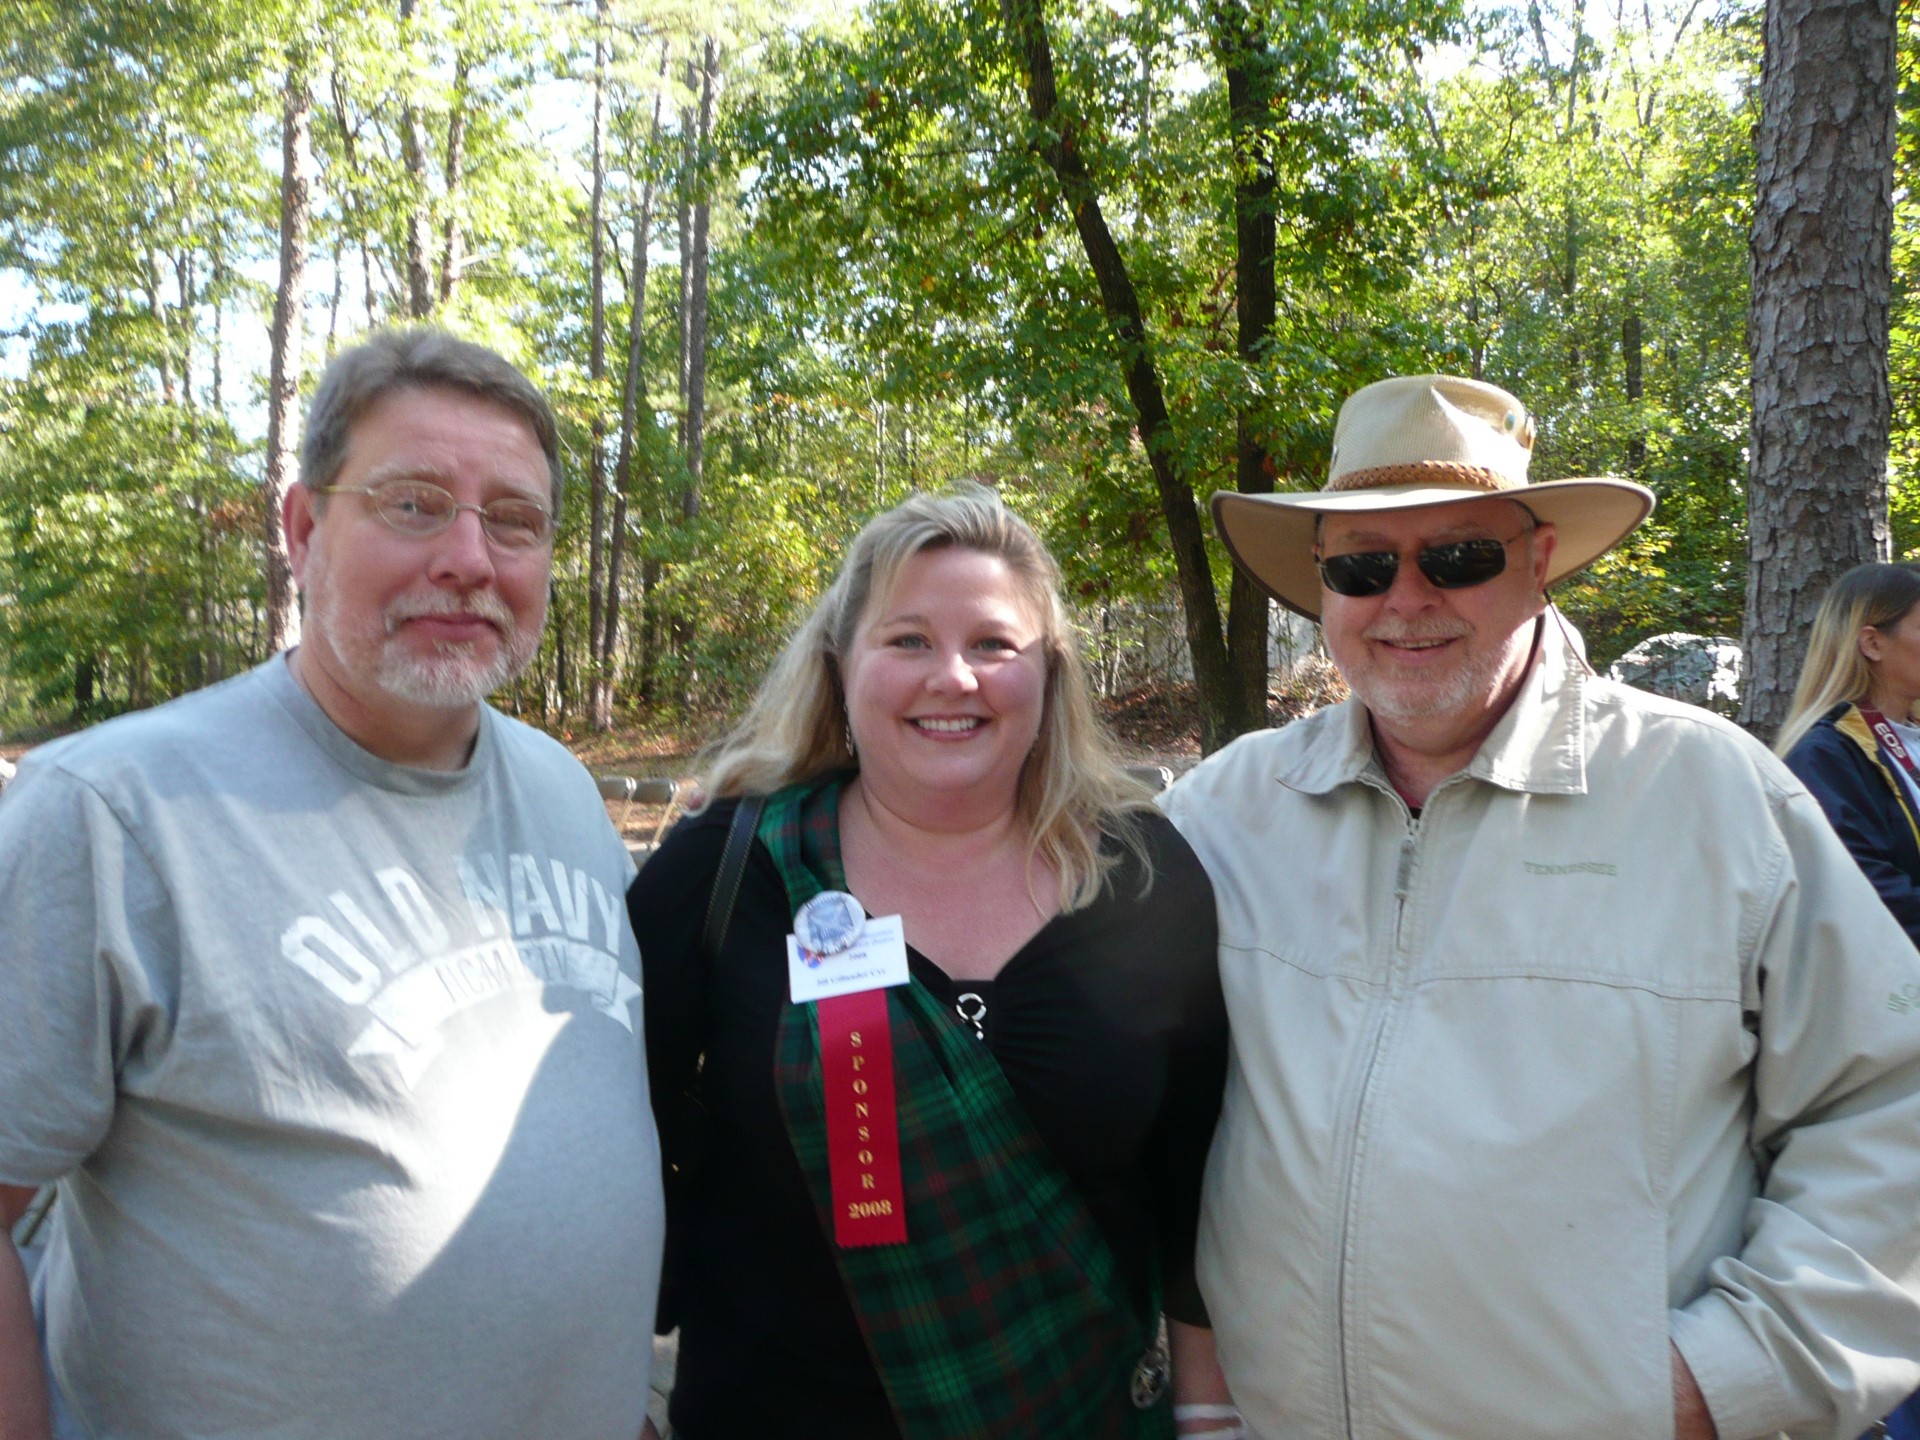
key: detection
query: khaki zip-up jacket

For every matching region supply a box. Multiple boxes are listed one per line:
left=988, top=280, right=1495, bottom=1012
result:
left=1163, top=627, right=1920, bottom=1440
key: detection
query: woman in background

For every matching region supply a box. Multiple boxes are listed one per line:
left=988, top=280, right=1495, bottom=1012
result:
left=1777, top=560, right=1920, bottom=1440
left=1777, top=562, right=1920, bottom=939
left=628, top=484, right=1235, bottom=1440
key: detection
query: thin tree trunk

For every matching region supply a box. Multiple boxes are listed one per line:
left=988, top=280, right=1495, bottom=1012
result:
left=146, top=251, right=175, bottom=405
left=1002, top=0, right=1242, bottom=751
left=1209, top=0, right=1277, bottom=737
left=585, top=2, right=612, bottom=728
left=210, top=251, right=225, bottom=414
left=1741, top=0, right=1895, bottom=739
left=438, top=55, right=471, bottom=304
left=682, top=37, right=717, bottom=519
left=399, top=0, right=434, bottom=319
left=1623, top=308, right=1646, bottom=477
left=600, top=41, right=671, bottom=729
left=264, top=45, right=313, bottom=655
left=326, top=69, right=380, bottom=325
left=675, top=48, right=697, bottom=518
left=173, top=250, right=195, bottom=407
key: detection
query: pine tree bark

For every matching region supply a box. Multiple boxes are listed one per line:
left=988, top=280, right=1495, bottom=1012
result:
left=264, top=46, right=313, bottom=655
left=1741, top=0, right=1895, bottom=739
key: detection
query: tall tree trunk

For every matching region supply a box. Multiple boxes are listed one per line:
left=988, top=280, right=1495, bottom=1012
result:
left=585, top=2, right=612, bottom=729
left=600, top=42, right=671, bottom=729
left=74, top=655, right=97, bottom=718
left=438, top=54, right=470, bottom=304
left=1741, top=0, right=1895, bottom=739
left=210, top=250, right=224, bottom=413
left=264, top=46, right=313, bottom=655
left=675, top=49, right=697, bottom=520
left=326, top=70, right=380, bottom=326
left=146, top=250, right=175, bottom=405
left=1623, top=307, right=1646, bottom=478
left=173, top=250, right=196, bottom=407
left=1002, top=0, right=1243, bottom=751
left=1208, top=0, right=1277, bottom=736
left=399, top=0, right=434, bottom=319
left=682, top=38, right=717, bottom=519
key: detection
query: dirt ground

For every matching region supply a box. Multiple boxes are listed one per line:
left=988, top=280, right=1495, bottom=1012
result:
left=1, top=679, right=1291, bottom=847
left=578, top=683, right=1219, bottom=845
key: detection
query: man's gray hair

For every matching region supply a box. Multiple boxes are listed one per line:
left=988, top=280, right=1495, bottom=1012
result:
left=299, top=327, right=564, bottom=515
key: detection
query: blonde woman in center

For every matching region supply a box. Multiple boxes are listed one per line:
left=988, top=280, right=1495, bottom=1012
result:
left=627, top=483, right=1236, bottom=1440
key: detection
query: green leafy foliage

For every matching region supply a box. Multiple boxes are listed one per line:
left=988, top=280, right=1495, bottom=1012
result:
left=0, top=323, right=262, bottom=716
left=0, top=0, right=1854, bottom=740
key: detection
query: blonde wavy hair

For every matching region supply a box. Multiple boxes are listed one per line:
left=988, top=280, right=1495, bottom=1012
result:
left=698, top=482, right=1155, bottom=910
left=1774, top=561, right=1920, bottom=758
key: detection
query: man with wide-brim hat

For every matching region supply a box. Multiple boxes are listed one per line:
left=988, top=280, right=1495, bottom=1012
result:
left=1161, top=375, right=1920, bottom=1440
left=1213, top=373, right=1651, bottom=622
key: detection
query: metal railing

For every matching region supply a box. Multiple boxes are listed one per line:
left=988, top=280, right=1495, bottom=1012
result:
left=595, top=775, right=684, bottom=806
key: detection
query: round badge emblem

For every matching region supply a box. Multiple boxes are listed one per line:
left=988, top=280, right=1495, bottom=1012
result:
left=795, top=890, right=866, bottom=965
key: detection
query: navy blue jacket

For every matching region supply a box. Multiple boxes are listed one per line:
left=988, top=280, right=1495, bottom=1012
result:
left=1785, top=702, right=1920, bottom=946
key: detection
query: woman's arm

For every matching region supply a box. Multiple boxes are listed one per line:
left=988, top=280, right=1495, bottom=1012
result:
left=0, top=1185, right=50, bottom=1440
left=1170, top=1320, right=1243, bottom=1438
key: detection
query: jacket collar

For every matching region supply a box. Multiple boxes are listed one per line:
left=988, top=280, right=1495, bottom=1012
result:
left=1837, top=703, right=1913, bottom=798
left=1278, top=614, right=1589, bottom=799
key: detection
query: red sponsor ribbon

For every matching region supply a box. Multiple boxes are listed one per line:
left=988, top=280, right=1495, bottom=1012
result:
left=1860, top=704, right=1920, bottom=789
left=816, top=987, right=909, bottom=1246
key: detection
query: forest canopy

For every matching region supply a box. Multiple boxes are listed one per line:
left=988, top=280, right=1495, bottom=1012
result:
left=0, top=0, right=1913, bottom=742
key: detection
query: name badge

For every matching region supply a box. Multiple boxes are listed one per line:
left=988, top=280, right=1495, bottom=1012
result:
left=788, top=915, right=909, bottom=1003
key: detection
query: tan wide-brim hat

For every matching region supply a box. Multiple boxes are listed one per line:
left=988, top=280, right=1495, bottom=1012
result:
left=1213, top=375, right=1655, bottom=620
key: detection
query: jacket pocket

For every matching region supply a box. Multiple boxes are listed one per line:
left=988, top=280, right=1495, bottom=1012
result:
left=1343, top=975, right=1677, bottom=1440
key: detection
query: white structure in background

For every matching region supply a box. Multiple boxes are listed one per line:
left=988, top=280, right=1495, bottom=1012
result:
left=1607, top=633, right=1744, bottom=717
left=1083, top=601, right=1320, bottom=693
left=0, top=756, right=13, bottom=792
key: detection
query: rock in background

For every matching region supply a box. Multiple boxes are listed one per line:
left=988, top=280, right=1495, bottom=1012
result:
left=1607, top=633, right=1745, bottom=717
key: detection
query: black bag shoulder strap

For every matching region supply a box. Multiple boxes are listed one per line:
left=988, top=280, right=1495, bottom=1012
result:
left=702, top=793, right=765, bottom=959
left=655, top=792, right=765, bottom=1336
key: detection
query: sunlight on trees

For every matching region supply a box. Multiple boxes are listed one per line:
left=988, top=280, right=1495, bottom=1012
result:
left=0, top=0, right=1904, bottom=744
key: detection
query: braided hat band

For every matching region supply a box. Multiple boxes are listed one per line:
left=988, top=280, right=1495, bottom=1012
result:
left=1325, top=461, right=1510, bottom=495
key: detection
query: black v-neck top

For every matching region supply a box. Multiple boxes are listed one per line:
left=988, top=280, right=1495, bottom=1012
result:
left=628, top=799, right=1225, bottom=1439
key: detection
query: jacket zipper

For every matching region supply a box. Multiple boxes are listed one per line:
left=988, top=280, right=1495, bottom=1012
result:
left=1334, top=791, right=1421, bottom=1439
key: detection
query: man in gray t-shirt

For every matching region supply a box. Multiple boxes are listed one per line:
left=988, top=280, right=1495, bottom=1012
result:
left=0, top=330, right=664, bottom=1440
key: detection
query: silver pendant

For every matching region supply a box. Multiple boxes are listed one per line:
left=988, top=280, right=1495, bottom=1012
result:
left=955, top=991, right=987, bottom=1041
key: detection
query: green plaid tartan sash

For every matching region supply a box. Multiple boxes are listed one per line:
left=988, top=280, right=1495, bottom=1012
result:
left=760, top=777, right=1171, bottom=1440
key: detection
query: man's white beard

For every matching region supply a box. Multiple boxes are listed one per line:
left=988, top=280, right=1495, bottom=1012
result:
left=1339, top=617, right=1527, bottom=723
left=303, top=575, right=538, bottom=711
left=372, top=591, right=538, bottom=707
left=375, top=638, right=519, bottom=707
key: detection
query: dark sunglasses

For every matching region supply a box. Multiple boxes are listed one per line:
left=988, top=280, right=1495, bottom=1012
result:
left=1317, top=530, right=1531, bottom=598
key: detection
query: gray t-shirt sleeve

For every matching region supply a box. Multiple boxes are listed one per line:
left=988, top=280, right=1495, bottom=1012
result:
left=0, top=761, right=169, bottom=1185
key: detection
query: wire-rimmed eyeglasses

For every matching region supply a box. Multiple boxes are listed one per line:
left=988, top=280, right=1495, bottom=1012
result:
left=316, top=480, right=554, bottom=551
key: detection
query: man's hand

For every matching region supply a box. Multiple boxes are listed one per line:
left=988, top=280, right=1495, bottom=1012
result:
left=1, top=1184, right=51, bottom=1440
left=1672, top=1341, right=1718, bottom=1440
